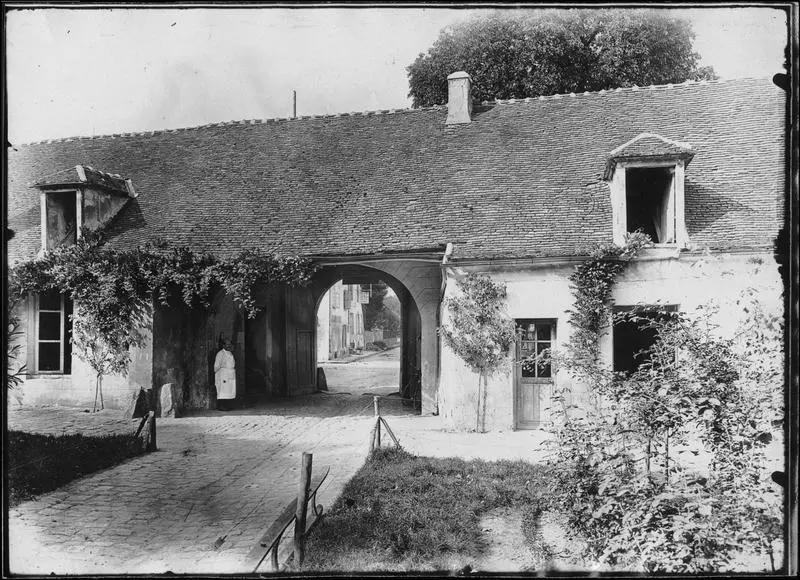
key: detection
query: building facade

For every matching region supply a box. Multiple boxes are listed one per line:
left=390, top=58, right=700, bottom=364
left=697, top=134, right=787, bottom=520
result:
left=316, top=281, right=366, bottom=361
left=7, top=73, right=786, bottom=429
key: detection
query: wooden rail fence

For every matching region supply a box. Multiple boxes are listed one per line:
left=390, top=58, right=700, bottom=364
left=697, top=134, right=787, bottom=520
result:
left=245, top=452, right=330, bottom=573
left=369, top=396, right=400, bottom=452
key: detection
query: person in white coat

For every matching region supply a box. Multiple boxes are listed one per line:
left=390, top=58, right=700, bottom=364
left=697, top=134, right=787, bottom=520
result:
left=214, top=339, right=236, bottom=411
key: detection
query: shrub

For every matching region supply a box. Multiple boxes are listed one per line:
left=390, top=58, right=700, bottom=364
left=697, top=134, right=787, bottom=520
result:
left=540, top=237, right=783, bottom=572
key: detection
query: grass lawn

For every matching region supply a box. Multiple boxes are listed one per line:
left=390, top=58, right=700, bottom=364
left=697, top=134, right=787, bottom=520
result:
left=302, top=447, right=550, bottom=572
left=7, top=430, right=146, bottom=507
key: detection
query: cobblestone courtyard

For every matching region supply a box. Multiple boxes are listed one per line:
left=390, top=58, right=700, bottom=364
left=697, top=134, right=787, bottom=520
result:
left=7, top=349, right=552, bottom=574
left=8, top=390, right=396, bottom=574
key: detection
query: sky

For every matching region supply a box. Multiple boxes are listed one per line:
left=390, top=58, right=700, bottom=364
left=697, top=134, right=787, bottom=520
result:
left=5, top=6, right=789, bottom=145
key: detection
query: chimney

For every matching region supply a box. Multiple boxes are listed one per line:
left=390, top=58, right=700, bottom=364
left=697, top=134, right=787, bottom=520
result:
left=446, top=71, right=472, bottom=125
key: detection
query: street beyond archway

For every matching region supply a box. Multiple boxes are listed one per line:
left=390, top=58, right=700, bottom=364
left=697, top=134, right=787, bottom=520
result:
left=320, top=347, right=401, bottom=397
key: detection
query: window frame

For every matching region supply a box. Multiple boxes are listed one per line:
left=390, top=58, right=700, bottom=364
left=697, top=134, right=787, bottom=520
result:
left=31, top=291, right=73, bottom=375
left=610, top=159, right=687, bottom=248
left=516, top=318, right=557, bottom=383
left=40, top=188, right=83, bottom=253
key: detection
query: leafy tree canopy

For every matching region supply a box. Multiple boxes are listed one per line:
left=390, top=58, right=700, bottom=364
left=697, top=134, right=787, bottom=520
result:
left=408, top=9, right=717, bottom=107
left=363, top=282, right=400, bottom=335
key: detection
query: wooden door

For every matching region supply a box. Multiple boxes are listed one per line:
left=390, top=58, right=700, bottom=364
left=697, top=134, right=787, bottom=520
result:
left=296, top=330, right=314, bottom=389
left=515, top=320, right=554, bottom=429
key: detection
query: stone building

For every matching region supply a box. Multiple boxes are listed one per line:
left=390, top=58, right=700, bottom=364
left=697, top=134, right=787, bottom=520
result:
left=316, top=281, right=366, bottom=361
left=7, top=73, right=785, bottom=430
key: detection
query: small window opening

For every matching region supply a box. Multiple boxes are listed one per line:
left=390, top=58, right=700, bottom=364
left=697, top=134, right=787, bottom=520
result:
left=626, top=167, right=675, bottom=243
left=45, top=191, right=77, bottom=249
left=613, top=306, right=677, bottom=374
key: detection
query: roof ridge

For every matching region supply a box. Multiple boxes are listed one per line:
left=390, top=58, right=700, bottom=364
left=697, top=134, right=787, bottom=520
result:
left=13, top=76, right=773, bottom=148
left=13, top=103, right=448, bottom=148
left=609, top=132, right=693, bottom=156
left=482, top=75, right=774, bottom=106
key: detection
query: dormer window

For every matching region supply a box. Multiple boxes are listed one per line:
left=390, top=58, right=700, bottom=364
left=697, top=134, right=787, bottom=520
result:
left=44, top=190, right=78, bottom=249
left=605, top=133, right=694, bottom=247
left=32, top=165, right=137, bottom=252
left=626, top=165, right=676, bottom=244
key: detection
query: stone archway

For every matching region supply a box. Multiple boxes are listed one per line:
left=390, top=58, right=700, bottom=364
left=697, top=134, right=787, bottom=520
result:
left=297, top=260, right=442, bottom=414
left=311, top=265, right=421, bottom=405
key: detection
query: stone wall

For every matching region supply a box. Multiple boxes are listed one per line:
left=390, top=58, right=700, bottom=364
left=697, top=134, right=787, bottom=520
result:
left=438, top=250, right=784, bottom=431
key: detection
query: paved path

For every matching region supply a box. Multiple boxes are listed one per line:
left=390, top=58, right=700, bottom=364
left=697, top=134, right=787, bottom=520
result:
left=7, top=348, right=555, bottom=574
left=7, top=394, right=395, bottom=575
left=320, top=347, right=400, bottom=396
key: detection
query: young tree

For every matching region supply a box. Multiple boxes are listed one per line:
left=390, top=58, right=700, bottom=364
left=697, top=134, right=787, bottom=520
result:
left=439, top=274, right=517, bottom=432
left=363, top=282, right=400, bottom=335
left=408, top=9, right=717, bottom=107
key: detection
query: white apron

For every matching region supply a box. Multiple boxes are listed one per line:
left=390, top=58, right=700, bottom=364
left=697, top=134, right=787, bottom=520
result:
left=214, top=349, right=236, bottom=400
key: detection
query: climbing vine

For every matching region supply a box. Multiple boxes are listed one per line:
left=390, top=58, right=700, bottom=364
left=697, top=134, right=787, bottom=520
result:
left=562, top=231, right=652, bottom=376
left=7, top=228, right=316, bottom=407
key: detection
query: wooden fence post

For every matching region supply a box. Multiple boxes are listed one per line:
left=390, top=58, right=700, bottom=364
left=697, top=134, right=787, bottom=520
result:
left=373, top=396, right=381, bottom=449
left=294, top=452, right=313, bottom=568
left=369, top=420, right=378, bottom=453
left=148, top=411, right=157, bottom=451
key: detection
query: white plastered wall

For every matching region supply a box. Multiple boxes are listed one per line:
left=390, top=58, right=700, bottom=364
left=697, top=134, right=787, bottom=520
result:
left=438, top=250, right=783, bottom=432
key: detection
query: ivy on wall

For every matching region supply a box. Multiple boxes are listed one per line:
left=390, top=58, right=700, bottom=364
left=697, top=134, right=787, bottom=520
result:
left=562, top=231, right=652, bottom=376
left=7, top=228, right=316, bottom=405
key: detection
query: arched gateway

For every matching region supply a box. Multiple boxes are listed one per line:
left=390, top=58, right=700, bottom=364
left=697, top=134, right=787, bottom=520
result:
left=310, top=262, right=441, bottom=411
left=149, top=256, right=443, bottom=415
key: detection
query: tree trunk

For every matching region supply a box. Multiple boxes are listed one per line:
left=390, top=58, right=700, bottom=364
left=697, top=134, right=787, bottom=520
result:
left=476, top=373, right=482, bottom=433
left=93, top=374, right=100, bottom=413
left=99, top=374, right=104, bottom=410
left=480, top=373, right=488, bottom=433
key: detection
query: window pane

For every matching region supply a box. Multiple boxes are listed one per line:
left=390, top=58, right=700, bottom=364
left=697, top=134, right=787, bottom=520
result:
left=536, top=343, right=551, bottom=377
left=536, top=324, right=551, bottom=341
left=39, top=290, right=61, bottom=311
left=38, top=343, right=61, bottom=371
left=522, top=358, right=536, bottom=378
left=537, top=362, right=552, bottom=378
left=39, top=312, right=62, bottom=340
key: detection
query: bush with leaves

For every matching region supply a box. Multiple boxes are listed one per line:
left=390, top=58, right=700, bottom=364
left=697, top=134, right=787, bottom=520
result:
left=542, top=254, right=784, bottom=572
left=439, top=273, right=517, bottom=432
left=6, top=310, right=27, bottom=390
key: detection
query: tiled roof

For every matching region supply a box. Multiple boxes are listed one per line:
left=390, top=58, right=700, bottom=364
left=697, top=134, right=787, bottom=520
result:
left=32, top=164, right=133, bottom=196
left=604, top=133, right=696, bottom=179
left=7, top=78, right=785, bottom=263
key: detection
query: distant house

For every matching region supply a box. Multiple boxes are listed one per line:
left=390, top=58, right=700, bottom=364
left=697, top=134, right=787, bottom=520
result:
left=7, top=73, right=785, bottom=430
left=317, top=281, right=366, bottom=361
